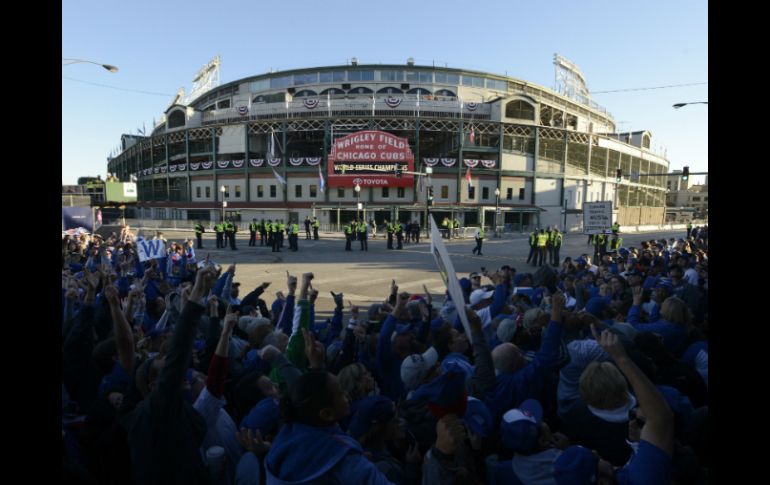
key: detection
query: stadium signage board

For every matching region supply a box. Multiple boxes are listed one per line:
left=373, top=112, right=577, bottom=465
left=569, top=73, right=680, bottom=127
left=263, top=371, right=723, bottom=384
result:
left=328, top=131, right=414, bottom=187
left=583, top=201, right=613, bottom=234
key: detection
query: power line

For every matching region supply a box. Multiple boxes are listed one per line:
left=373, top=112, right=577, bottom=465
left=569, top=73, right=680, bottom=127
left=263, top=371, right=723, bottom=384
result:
left=590, top=82, right=707, bottom=94
left=63, top=76, right=174, bottom=97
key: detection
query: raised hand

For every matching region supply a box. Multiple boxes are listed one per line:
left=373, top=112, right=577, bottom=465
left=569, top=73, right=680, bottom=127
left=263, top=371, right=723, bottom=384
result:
left=631, top=286, right=643, bottom=306
left=223, top=305, right=239, bottom=331
left=590, top=324, right=627, bottom=361
left=236, top=428, right=272, bottom=456
left=301, top=328, right=325, bottom=369
left=422, top=285, right=432, bottom=306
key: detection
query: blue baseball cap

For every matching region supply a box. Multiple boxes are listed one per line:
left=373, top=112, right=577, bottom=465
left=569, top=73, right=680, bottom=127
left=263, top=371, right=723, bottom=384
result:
left=584, top=297, right=608, bottom=318
left=463, top=397, right=493, bottom=437
left=554, top=445, right=598, bottom=485
left=240, top=397, right=280, bottom=437
left=413, top=362, right=468, bottom=419
left=501, top=399, right=543, bottom=454
left=347, top=395, right=396, bottom=439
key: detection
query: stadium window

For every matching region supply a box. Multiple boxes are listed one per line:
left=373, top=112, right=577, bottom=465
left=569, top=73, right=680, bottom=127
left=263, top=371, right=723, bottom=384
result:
left=379, top=70, right=404, bottom=81
left=167, top=110, right=186, bottom=128
left=519, top=188, right=525, bottom=200
left=235, top=185, right=241, bottom=198
left=216, top=99, right=231, bottom=109
left=382, top=187, right=390, bottom=198
left=337, top=188, right=345, bottom=197
left=348, top=70, right=374, bottom=81
left=462, top=75, right=474, bottom=86
left=482, top=187, right=489, bottom=200
left=320, top=71, right=345, bottom=83
left=441, top=186, right=449, bottom=198
left=506, top=188, right=513, bottom=200
left=205, top=187, right=211, bottom=198
left=397, top=187, right=405, bottom=198
left=310, top=185, right=317, bottom=197
left=435, top=72, right=447, bottom=83
left=270, top=185, right=276, bottom=197
left=224, top=186, right=230, bottom=198
left=505, top=100, right=535, bottom=120
left=196, top=186, right=201, bottom=198
left=468, top=187, right=476, bottom=199
left=270, top=76, right=292, bottom=89
left=257, top=185, right=264, bottom=198
left=295, top=185, right=303, bottom=197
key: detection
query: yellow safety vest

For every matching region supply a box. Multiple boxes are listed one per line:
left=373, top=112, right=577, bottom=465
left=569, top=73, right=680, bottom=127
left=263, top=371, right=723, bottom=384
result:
left=537, top=233, right=548, bottom=247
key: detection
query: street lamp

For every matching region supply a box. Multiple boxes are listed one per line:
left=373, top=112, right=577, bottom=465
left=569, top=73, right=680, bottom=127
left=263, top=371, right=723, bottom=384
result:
left=494, top=187, right=501, bottom=238
left=672, top=102, right=708, bottom=109
left=62, top=58, right=119, bottom=73
left=220, top=185, right=226, bottom=221
left=354, top=184, right=362, bottom=220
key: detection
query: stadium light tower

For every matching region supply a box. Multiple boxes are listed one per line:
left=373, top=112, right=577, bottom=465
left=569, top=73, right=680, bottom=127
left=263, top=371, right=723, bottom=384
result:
left=672, top=101, right=707, bottom=109
left=62, top=58, right=119, bottom=73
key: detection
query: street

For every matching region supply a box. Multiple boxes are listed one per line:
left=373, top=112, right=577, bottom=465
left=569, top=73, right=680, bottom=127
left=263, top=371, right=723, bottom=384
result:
left=153, top=229, right=687, bottom=314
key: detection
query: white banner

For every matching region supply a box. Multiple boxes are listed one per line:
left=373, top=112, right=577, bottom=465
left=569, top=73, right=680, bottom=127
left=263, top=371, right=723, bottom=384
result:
left=136, top=238, right=166, bottom=262
left=583, top=201, right=613, bottom=234
left=430, top=215, right=473, bottom=343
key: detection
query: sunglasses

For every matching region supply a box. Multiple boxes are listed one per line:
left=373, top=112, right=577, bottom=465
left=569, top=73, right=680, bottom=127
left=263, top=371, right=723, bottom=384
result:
left=628, top=408, right=646, bottom=427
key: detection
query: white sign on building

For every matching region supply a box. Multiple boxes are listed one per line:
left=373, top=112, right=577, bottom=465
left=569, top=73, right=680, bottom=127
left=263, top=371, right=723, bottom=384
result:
left=583, top=201, right=613, bottom=234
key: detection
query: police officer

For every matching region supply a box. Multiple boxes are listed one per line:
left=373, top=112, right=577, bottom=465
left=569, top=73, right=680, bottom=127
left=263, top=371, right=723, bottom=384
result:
left=472, top=226, right=485, bottom=256
left=312, top=217, right=320, bottom=240
left=343, top=220, right=353, bottom=251
left=215, top=221, right=224, bottom=249
left=228, top=220, right=238, bottom=250
left=412, top=221, right=421, bottom=244
left=551, top=228, right=563, bottom=266
left=611, top=221, right=620, bottom=234
left=686, top=221, right=693, bottom=239
left=304, top=216, right=312, bottom=240
left=441, top=217, right=450, bottom=239
left=265, top=219, right=273, bottom=248
left=396, top=220, right=404, bottom=250
left=271, top=220, right=281, bottom=252
left=357, top=219, right=368, bottom=251
left=385, top=219, right=394, bottom=249
left=194, top=221, right=205, bottom=249
left=609, top=232, right=623, bottom=252
left=536, top=228, right=548, bottom=266
left=289, top=220, right=299, bottom=251
left=278, top=219, right=286, bottom=249
left=526, top=228, right=538, bottom=265
left=545, top=226, right=554, bottom=265
left=453, top=218, right=460, bottom=238
left=249, top=218, right=258, bottom=247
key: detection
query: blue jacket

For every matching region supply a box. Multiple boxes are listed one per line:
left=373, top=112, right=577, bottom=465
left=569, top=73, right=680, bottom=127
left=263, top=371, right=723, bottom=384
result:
left=486, top=320, right=563, bottom=421
left=376, top=315, right=406, bottom=401
left=265, top=423, right=393, bottom=485
left=627, top=305, right=688, bottom=356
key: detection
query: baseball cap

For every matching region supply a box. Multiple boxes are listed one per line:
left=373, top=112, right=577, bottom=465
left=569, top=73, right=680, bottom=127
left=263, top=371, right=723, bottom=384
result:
left=496, top=318, right=519, bottom=343
left=412, top=362, right=468, bottom=419
left=401, top=347, right=439, bottom=391
left=500, top=399, right=543, bottom=454
left=463, top=397, right=493, bottom=437
left=240, top=397, right=280, bottom=437
left=554, top=445, right=599, bottom=485
left=470, top=289, right=494, bottom=306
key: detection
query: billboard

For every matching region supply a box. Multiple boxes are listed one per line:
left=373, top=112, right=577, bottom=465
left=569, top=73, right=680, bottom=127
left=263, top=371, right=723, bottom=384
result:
left=327, top=131, right=414, bottom=188
left=105, top=182, right=138, bottom=203
left=62, top=207, right=94, bottom=232
left=583, top=201, right=613, bottom=234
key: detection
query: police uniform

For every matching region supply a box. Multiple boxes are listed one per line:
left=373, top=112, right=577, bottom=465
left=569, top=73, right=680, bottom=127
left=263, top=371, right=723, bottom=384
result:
left=249, top=219, right=258, bottom=246
left=536, top=229, right=548, bottom=266
left=551, top=229, right=563, bottom=266
left=395, top=221, right=404, bottom=249
left=386, top=220, right=394, bottom=249
left=527, top=229, right=538, bottom=265
left=357, top=221, right=368, bottom=251
left=227, top=221, right=237, bottom=250
left=289, top=222, right=299, bottom=251
left=312, top=218, right=320, bottom=240
left=305, top=217, right=312, bottom=240
left=278, top=220, right=286, bottom=248
left=271, top=221, right=281, bottom=252
left=343, top=222, right=353, bottom=251
left=473, top=227, right=485, bottom=255
left=194, top=222, right=205, bottom=249
left=215, top=222, right=224, bottom=248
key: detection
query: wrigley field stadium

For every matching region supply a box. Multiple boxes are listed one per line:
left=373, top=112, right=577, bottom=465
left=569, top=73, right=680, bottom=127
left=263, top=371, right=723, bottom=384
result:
left=107, top=55, right=671, bottom=234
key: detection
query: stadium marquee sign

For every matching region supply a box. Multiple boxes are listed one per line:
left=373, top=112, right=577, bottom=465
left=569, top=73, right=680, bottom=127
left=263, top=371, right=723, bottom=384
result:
left=328, top=131, right=414, bottom=188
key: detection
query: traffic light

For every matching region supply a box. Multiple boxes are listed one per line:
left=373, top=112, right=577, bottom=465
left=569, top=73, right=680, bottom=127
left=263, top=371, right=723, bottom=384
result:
left=615, top=168, right=622, bottom=182
left=682, top=166, right=689, bottom=181
left=427, top=187, right=434, bottom=206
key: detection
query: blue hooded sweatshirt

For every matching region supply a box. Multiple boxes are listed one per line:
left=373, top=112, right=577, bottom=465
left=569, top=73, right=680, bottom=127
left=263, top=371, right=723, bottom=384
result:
left=265, top=423, right=393, bottom=485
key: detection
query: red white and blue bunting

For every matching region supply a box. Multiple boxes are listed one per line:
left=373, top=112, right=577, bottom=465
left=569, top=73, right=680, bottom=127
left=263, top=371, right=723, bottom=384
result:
left=169, top=165, right=177, bottom=172
left=217, top=160, right=230, bottom=169
left=238, top=106, right=249, bottom=116
left=462, top=159, right=497, bottom=168
left=305, top=157, right=321, bottom=166
left=232, top=159, right=244, bottom=168
left=440, top=158, right=456, bottom=167
left=480, top=159, right=496, bottom=168
left=153, top=167, right=160, bottom=174
left=385, top=97, right=402, bottom=108
left=201, top=161, right=213, bottom=170
left=190, top=163, right=200, bottom=171
left=423, top=158, right=439, bottom=166
left=303, top=99, right=319, bottom=110
left=289, top=157, right=304, bottom=166
left=463, top=159, right=479, bottom=168
left=267, top=158, right=282, bottom=167
left=249, top=159, right=264, bottom=167
left=466, top=102, right=479, bottom=111
left=177, top=164, right=187, bottom=171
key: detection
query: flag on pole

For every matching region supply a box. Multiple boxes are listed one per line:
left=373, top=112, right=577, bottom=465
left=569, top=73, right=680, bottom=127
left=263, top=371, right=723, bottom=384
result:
left=469, top=124, right=475, bottom=145
left=269, top=129, right=275, bottom=158
left=372, top=93, right=376, bottom=116
left=327, top=92, right=331, bottom=117
left=318, top=165, right=326, bottom=192
left=248, top=94, right=252, bottom=111
left=416, top=91, right=420, bottom=116
left=272, top=167, right=286, bottom=187
left=465, top=167, right=473, bottom=197
left=418, top=171, right=424, bottom=193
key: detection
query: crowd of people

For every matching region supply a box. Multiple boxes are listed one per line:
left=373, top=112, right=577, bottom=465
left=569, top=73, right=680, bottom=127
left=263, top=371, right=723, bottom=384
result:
left=61, top=224, right=708, bottom=484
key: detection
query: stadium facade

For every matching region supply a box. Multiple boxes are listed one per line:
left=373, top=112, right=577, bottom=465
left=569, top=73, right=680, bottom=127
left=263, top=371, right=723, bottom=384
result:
left=107, top=61, right=670, bottom=232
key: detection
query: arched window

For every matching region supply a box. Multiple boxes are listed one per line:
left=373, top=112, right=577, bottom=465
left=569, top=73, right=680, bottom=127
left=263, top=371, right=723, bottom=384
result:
left=293, top=89, right=317, bottom=97
left=377, top=87, right=403, bottom=94
left=406, top=88, right=432, bottom=95
left=505, top=100, right=535, bottom=120
left=320, top=88, right=346, bottom=96
left=347, top=87, right=373, bottom=94
left=252, top=95, right=265, bottom=103
left=434, top=89, right=456, bottom=97
left=642, top=134, right=651, bottom=149
left=167, top=110, right=186, bottom=129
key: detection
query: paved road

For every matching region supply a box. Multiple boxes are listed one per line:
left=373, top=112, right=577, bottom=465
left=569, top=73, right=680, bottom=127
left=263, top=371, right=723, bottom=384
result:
left=154, top=229, right=687, bottom=314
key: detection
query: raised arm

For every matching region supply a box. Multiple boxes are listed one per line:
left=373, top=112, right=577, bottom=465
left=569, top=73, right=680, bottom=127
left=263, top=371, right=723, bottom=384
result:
left=103, top=285, right=136, bottom=375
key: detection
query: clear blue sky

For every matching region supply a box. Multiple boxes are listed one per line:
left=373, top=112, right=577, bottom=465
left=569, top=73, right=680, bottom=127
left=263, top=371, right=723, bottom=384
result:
left=62, top=0, right=708, bottom=185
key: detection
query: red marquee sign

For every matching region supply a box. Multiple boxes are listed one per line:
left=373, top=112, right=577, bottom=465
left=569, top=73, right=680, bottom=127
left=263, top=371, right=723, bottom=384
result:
left=327, top=131, right=414, bottom=188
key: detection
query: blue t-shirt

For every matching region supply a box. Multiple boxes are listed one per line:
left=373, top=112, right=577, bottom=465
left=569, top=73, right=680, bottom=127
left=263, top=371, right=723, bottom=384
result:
left=616, top=439, right=672, bottom=485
